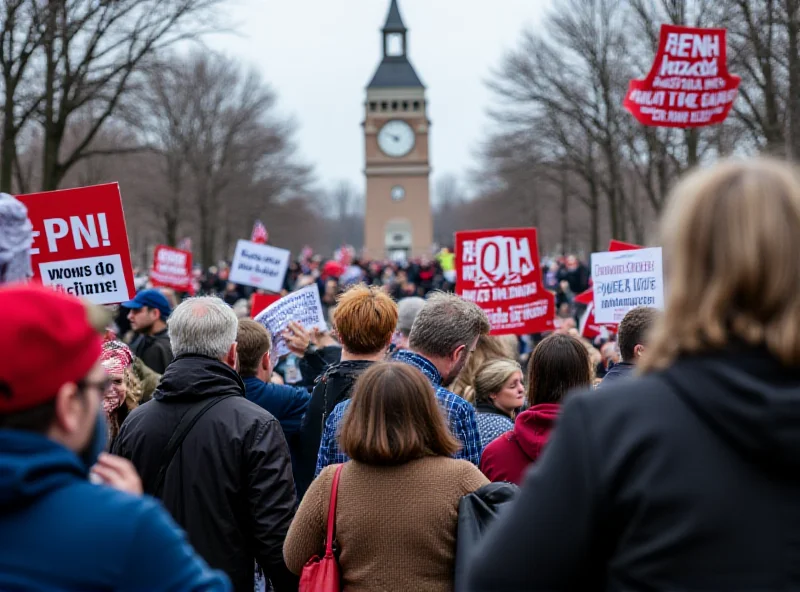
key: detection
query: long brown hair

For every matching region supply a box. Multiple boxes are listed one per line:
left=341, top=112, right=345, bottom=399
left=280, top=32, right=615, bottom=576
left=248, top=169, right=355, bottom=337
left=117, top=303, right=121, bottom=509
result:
left=339, top=362, right=460, bottom=465
left=527, top=334, right=592, bottom=406
left=642, top=158, right=800, bottom=372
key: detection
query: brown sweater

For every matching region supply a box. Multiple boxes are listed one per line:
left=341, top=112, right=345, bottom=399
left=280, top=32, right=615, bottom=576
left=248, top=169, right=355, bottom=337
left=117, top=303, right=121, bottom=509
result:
left=283, top=456, right=489, bottom=592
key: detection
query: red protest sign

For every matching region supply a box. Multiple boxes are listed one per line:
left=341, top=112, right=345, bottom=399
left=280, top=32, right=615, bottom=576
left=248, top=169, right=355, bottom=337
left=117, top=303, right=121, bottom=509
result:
left=455, top=228, right=555, bottom=336
left=624, top=25, right=740, bottom=128
left=250, top=293, right=281, bottom=318
left=16, top=183, right=135, bottom=305
left=150, top=245, right=192, bottom=292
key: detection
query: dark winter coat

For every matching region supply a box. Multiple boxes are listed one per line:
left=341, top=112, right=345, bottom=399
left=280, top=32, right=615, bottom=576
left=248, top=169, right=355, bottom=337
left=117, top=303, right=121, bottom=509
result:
left=0, top=430, right=229, bottom=591
left=113, top=355, right=297, bottom=592
left=466, top=348, right=800, bottom=591
left=129, top=328, right=173, bottom=374
left=293, top=360, right=374, bottom=499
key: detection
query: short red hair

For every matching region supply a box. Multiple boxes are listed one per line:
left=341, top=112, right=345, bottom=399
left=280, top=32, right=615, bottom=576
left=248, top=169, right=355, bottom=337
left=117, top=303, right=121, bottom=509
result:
left=333, top=284, right=398, bottom=355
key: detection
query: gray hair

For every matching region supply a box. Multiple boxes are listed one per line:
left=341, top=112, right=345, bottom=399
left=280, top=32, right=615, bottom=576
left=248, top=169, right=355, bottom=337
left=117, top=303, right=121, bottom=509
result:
left=408, top=292, right=490, bottom=358
left=168, top=297, right=239, bottom=359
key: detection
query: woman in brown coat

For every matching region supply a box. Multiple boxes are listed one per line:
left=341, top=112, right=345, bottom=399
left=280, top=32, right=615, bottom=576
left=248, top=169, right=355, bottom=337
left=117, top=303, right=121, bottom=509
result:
left=284, top=362, right=488, bottom=592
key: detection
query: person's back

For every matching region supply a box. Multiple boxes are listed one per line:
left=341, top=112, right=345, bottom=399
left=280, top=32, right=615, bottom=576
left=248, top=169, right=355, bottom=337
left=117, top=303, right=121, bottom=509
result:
left=466, top=159, right=800, bottom=591
left=114, top=297, right=297, bottom=592
left=0, top=285, right=228, bottom=592
left=285, top=363, right=488, bottom=591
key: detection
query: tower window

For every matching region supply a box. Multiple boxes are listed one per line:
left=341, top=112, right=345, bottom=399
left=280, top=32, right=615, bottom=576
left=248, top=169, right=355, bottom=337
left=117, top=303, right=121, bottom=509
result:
left=369, top=101, right=377, bottom=112
left=381, top=101, right=388, bottom=111
left=391, top=101, right=399, bottom=111
left=413, top=101, right=421, bottom=111
left=402, top=101, right=409, bottom=111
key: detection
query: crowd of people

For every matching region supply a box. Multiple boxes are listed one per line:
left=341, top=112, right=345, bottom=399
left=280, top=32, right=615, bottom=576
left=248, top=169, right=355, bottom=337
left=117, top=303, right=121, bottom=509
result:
left=4, top=157, right=800, bottom=591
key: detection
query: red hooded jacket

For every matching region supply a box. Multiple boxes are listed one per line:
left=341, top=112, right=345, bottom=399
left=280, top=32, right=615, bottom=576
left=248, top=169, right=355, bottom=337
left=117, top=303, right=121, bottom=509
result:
left=479, top=402, right=561, bottom=485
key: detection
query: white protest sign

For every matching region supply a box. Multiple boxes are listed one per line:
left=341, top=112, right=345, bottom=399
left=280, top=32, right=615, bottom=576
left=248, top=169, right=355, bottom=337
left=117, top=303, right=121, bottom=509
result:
left=591, top=247, right=664, bottom=324
left=254, top=284, right=327, bottom=357
left=229, top=239, right=290, bottom=292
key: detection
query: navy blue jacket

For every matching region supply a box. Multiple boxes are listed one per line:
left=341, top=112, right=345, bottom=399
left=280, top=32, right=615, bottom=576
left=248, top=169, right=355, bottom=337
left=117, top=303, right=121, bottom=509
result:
left=243, top=376, right=311, bottom=439
left=599, top=361, right=636, bottom=386
left=0, top=429, right=229, bottom=592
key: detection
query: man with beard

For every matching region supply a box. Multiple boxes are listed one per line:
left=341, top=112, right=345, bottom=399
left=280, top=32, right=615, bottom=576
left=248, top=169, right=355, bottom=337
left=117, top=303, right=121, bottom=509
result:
left=315, top=292, right=488, bottom=473
left=123, top=289, right=174, bottom=374
left=0, top=285, right=229, bottom=591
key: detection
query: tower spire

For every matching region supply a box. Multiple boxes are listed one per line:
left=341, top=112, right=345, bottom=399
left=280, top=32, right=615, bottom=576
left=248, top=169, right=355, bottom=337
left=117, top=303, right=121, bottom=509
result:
left=383, top=0, right=407, bottom=33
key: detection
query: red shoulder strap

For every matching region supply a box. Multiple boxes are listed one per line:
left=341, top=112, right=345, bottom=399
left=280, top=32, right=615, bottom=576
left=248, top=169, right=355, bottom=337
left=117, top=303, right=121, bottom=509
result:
left=324, top=464, right=344, bottom=557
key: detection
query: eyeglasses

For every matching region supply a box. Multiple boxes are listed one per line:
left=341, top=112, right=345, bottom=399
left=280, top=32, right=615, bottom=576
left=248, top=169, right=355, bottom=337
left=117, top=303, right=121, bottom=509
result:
left=77, top=377, right=112, bottom=396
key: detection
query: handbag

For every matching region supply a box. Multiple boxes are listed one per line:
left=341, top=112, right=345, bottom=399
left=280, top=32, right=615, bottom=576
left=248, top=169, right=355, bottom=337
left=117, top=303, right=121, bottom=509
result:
left=299, top=464, right=344, bottom=592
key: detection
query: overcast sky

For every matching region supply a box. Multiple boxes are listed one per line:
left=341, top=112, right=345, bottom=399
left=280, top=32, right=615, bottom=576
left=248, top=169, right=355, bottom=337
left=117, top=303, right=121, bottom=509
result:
left=209, top=0, right=552, bottom=201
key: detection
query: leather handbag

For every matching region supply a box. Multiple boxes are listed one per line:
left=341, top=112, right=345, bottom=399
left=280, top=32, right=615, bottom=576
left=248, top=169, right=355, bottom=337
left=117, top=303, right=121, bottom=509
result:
left=299, top=464, right=344, bottom=592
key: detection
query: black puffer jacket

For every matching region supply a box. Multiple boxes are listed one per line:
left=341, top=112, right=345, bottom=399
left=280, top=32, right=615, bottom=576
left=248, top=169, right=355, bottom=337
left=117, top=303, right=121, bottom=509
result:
left=113, top=355, right=297, bottom=592
left=466, top=348, right=800, bottom=591
left=293, top=360, right=374, bottom=499
left=129, top=328, right=173, bottom=374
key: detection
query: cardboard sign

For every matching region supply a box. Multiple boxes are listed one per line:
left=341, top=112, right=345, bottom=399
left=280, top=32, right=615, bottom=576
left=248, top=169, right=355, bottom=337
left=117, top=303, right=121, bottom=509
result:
left=229, top=239, right=290, bottom=292
left=16, top=183, right=135, bottom=305
left=149, top=245, right=192, bottom=292
left=591, top=247, right=665, bottom=323
left=455, top=228, right=555, bottom=336
left=254, top=285, right=327, bottom=357
left=250, top=293, right=281, bottom=318
left=624, top=25, right=740, bottom=127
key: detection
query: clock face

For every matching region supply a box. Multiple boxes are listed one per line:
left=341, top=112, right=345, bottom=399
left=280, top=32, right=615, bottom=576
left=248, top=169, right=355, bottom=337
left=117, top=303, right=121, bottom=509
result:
left=378, top=120, right=415, bottom=158
left=391, top=185, right=406, bottom=201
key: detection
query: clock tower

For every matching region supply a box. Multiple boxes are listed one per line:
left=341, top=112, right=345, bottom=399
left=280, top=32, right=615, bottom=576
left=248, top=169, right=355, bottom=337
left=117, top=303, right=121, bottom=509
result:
left=363, top=0, right=432, bottom=260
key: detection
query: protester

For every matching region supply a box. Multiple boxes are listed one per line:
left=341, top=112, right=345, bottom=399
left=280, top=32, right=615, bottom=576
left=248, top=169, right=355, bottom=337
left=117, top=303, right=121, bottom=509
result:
left=295, top=284, right=398, bottom=498
left=558, top=254, right=590, bottom=294
left=452, top=334, right=519, bottom=402
left=99, top=341, right=141, bottom=449
left=599, top=306, right=659, bottom=386
left=316, top=292, right=487, bottom=473
left=395, top=295, right=426, bottom=351
left=113, top=297, right=297, bottom=592
left=471, top=360, right=525, bottom=450
left=123, top=288, right=174, bottom=374
left=0, top=193, right=32, bottom=284
left=284, top=362, right=488, bottom=591
left=479, top=333, right=591, bottom=485
left=467, top=158, right=800, bottom=590
left=236, top=319, right=311, bottom=446
left=597, top=340, right=620, bottom=379
left=0, top=285, right=229, bottom=591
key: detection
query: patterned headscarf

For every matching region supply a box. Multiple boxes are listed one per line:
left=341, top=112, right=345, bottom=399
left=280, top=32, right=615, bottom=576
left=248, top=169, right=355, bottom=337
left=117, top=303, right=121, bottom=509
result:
left=100, top=341, right=134, bottom=414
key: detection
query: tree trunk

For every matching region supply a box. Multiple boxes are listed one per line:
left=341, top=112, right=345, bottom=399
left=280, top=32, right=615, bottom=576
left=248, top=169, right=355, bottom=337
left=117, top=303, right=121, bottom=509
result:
left=560, top=170, right=569, bottom=255
left=787, top=0, right=800, bottom=160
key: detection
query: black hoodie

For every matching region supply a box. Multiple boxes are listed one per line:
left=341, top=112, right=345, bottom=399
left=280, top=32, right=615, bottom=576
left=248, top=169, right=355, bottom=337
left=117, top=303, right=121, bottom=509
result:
left=466, top=348, right=800, bottom=591
left=113, top=355, right=298, bottom=592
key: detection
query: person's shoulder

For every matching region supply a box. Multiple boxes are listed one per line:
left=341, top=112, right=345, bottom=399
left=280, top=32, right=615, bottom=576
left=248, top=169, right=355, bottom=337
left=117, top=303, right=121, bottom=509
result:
left=437, top=387, right=474, bottom=412
left=482, top=429, right=515, bottom=455
left=58, top=480, right=163, bottom=530
left=330, top=398, right=352, bottom=417
left=417, top=457, right=488, bottom=489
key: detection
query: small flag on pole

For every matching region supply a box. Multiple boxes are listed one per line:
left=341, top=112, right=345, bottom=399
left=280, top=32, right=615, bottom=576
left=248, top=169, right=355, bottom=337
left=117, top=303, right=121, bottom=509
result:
left=251, top=220, right=268, bottom=244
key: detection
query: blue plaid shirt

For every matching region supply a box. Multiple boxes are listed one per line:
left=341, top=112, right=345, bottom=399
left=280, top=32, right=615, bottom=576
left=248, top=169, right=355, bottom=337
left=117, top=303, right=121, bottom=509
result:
left=315, top=350, right=482, bottom=475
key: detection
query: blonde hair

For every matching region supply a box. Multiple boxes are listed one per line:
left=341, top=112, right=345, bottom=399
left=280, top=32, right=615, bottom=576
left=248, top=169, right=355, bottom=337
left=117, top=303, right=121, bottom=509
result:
left=642, top=158, right=800, bottom=372
left=453, top=334, right=519, bottom=402
left=472, top=359, right=523, bottom=406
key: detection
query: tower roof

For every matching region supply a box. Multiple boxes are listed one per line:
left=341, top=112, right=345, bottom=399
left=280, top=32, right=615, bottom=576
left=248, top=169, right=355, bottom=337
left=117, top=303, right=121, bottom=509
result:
left=383, top=0, right=407, bottom=32
left=368, top=57, right=424, bottom=89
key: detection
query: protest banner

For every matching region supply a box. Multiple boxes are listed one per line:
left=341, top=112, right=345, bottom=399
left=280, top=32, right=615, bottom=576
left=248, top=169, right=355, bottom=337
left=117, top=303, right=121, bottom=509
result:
left=455, top=228, right=555, bottom=335
left=16, top=183, right=135, bottom=305
left=229, top=239, right=290, bottom=292
left=149, top=245, right=192, bottom=292
left=254, top=285, right=327, bottom=357
left=624, top=25, right=740, bottom=128
left=250, top=293, right=281, bottom=319
left=591, top=247, right=665, bottom=324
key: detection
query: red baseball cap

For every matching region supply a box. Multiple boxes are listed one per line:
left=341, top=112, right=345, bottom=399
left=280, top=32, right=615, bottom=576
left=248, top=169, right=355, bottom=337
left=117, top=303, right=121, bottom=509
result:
left=0, top=284, right=104, bottom=413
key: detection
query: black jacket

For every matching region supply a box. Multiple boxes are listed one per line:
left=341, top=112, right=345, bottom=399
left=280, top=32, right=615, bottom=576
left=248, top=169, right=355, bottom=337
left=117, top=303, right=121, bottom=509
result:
left=129, top=328, right=173, bottom=374
left=112, top=355, right=297, bottom=592
left=466, top=348, right=800, bottom=591
left=293, top=360, right=374, bottom=499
